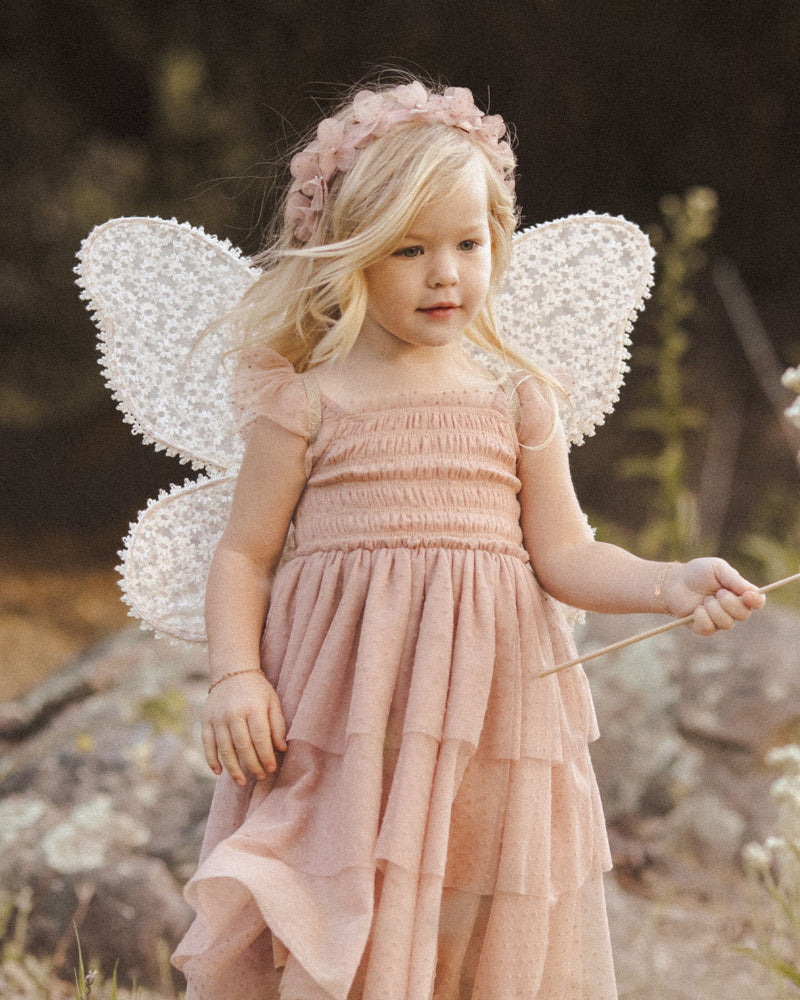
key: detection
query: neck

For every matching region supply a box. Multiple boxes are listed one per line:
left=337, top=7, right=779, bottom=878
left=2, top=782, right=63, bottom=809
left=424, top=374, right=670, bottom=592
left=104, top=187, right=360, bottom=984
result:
left=314, top=335, right=494, bottom=409
left=348, top=333, right=467, bottom=373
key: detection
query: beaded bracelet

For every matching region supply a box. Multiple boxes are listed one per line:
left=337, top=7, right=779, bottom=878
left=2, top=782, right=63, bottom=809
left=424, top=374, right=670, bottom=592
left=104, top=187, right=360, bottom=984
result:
left=208, top=668, right=264, bottom=693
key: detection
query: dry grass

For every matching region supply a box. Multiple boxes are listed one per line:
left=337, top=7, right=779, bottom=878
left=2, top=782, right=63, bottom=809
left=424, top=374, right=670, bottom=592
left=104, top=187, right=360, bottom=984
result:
left=0, top=890, right=180, bottom=1000
left=0, top=955, right=180, bottom=1000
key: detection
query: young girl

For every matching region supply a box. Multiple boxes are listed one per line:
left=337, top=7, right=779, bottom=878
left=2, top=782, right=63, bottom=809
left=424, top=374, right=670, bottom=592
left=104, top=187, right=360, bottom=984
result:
left=171, top=79, right=764, bottom=1000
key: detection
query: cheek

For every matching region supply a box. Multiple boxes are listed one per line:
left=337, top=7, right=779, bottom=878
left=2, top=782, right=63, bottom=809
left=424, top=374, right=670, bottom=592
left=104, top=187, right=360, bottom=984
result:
left=473, top=253, right=494, bottom=301
left=364, top=262, right=406, bottom=306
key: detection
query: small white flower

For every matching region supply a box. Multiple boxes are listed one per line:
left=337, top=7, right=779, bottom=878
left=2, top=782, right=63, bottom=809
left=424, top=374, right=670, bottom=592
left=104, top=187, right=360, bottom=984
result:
left=781, top=366, right=800, bottom=393
left=772, top=776, right=800, bottom=811
left=742, top=841, right=772, bottom=874
left=766, top=744, right=800, bottom=770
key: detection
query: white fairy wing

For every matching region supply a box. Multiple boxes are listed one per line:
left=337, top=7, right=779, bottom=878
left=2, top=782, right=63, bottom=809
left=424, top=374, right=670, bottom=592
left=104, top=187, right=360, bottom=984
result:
left=120, top=475, right=237, bottom=642
left=495, top=213, right=655, bottom=446
left=81, top=212, right=653, bottom=642
left=76, top=216, right=259, bottom=473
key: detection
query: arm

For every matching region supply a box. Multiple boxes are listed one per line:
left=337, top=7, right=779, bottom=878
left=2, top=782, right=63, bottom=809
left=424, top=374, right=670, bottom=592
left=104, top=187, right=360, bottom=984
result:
left=202, top=417, right=308, bottom=786
left=518, top=415, right=764, bottom=634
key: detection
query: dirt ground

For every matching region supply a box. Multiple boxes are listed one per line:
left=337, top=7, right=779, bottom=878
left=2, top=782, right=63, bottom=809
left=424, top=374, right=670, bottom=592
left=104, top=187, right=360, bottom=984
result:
left=0, top=533, right=128, bottom=701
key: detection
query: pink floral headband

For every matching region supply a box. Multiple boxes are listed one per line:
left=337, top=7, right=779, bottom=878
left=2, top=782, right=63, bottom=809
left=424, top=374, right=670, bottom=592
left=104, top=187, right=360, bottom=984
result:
left=285, top=82, right=516, bottom=243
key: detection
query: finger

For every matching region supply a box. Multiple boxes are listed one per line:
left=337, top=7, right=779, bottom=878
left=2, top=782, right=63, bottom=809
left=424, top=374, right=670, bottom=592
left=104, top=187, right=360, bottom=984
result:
left=215, top=729, right=248, bottom=786
left=742, top=589, right=766, bottom=609
left=247, top=714, right=278, bottom=775
left=716, top=589, right=756, bottom=622
left=268, top=697, right=288, bottom=753
left=702, top=595, right=736, bottom=631
left=201, top=721, right=222, bottom=776
left=690, top=603, right=717, bottom=637
left=713, top=560, right=760, bottom=597
left=229, top=720, right=268, bottom=781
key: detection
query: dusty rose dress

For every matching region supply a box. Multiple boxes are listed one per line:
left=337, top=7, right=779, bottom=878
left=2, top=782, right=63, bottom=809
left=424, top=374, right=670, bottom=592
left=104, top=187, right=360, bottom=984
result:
left=172, top=350, right=616, bottom=1000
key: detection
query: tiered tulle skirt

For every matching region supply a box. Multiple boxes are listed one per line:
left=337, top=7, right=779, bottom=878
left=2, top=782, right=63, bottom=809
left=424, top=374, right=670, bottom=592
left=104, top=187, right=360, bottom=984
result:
left=173, top=545, right=616, bottom=999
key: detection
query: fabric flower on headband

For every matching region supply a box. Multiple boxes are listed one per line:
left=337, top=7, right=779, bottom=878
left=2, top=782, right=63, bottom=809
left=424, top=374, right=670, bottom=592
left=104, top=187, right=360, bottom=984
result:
left=285, top=85, right=516, bottom=243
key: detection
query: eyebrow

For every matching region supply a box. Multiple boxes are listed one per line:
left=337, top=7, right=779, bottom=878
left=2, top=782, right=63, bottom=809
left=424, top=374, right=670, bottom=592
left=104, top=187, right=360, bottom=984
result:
left=403, top=220, right=491, bottom=241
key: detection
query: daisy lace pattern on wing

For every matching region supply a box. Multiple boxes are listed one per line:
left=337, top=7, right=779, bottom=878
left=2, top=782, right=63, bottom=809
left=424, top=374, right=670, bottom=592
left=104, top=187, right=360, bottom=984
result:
left=119, top=475, right=237, bottom=642
left=77, top=214, right=654, bottom=641
left=75, top=217, right=261, bottom=641
left=76, top=216, right=259, bottom=473
left=494, top=213, right=655, bottom=446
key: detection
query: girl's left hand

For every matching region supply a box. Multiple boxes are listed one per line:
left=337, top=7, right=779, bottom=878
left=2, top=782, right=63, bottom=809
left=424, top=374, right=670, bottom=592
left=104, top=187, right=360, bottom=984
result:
left=663, top=558, right=766, bottom=636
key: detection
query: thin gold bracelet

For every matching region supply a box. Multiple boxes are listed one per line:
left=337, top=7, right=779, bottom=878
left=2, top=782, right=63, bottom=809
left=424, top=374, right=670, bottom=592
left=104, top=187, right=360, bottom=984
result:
left=208, top=668, right=264, bottom=693
left=654, top=561, right=677, bottom=607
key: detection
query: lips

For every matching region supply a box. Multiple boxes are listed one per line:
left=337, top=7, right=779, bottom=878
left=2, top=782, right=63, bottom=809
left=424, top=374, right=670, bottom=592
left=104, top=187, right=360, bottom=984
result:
left=419, top=302, right=459, bottom=318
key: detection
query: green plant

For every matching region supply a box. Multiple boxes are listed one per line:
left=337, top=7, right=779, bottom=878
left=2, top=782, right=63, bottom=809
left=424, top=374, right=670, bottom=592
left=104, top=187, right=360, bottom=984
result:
left=138, top=688, right=188, bottom=736
left=734, top=365, right=800, bottom=590
left=73, top=928, right=112, bottom=1000
left=617, top=186, right=718, bottom=559
left=740, top=745, right=800, bottom=993
left=738, top=499, right=800, bottom=595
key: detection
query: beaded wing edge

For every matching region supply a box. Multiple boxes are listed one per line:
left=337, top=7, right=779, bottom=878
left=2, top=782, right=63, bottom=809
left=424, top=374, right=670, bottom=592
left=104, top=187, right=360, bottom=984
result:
left=76, top=213, right=654, bottom=642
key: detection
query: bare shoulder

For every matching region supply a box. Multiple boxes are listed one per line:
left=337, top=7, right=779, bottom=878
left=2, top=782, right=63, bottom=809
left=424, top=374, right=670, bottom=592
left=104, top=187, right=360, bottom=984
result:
left=237, top=418, right=309, bottom=500
left=221, top=418, right=308, bottom=561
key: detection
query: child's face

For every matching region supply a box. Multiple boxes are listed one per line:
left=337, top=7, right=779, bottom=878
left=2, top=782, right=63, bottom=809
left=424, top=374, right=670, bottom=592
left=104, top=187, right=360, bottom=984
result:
left=359, top=161, right=493, bottom=356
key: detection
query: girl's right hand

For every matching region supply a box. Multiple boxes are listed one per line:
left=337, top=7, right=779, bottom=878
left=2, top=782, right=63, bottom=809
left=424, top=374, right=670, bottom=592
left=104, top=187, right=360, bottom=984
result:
left=201, top=672, right=288, bottom=786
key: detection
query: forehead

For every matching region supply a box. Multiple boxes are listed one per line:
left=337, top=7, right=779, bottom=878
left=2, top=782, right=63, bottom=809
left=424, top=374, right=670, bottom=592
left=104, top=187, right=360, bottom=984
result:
left=407, top=159, right=491, bottom=235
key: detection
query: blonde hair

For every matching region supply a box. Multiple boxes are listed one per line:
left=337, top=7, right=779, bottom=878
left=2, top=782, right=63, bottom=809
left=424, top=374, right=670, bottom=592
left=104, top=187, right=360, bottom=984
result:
left=228, top=80, right=566, bottom=407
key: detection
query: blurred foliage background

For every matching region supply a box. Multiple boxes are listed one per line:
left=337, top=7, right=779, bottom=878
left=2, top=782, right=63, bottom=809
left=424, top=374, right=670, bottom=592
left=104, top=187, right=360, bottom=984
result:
left=2, top=0, right=800, bottom=690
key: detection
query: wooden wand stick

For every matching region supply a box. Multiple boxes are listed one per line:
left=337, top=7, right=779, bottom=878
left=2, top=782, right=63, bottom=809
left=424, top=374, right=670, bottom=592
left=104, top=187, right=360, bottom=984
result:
left=541, top=570, right=800, bottom=679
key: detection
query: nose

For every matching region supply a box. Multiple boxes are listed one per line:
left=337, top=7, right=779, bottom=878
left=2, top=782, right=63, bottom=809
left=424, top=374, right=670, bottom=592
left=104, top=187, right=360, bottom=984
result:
left=427, top=250, right=458, bottom=287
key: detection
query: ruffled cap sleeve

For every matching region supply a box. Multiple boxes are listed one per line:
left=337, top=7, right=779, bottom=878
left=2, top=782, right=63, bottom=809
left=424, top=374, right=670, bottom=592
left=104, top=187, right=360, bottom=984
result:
left=512, top=371, right=564, bottom=449
left=231, top=347, right=311, bottom=441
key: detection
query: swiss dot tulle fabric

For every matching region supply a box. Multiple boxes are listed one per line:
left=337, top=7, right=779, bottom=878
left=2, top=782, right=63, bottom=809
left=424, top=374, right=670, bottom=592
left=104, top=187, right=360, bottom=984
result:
left=172, top=351, right=617, bottom=1000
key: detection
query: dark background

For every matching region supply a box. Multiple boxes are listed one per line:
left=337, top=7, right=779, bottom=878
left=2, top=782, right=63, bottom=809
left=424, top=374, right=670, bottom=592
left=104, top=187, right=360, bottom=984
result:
left=2, top=0, right=799, bottom=572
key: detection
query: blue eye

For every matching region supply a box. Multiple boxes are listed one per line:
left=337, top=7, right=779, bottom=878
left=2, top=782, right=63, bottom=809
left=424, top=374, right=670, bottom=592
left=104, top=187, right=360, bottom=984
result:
left=394, top=246, right=422, bottom=258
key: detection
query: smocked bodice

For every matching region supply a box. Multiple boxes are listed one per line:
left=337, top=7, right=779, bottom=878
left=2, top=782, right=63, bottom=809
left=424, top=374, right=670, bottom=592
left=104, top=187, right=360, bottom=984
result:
left=178, top=350, right=612, bottom=1000
left=292, top=391, right=529, bottom=560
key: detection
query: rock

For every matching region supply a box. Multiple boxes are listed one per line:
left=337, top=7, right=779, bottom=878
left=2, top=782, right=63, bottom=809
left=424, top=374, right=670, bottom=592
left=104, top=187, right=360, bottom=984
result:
left=0, top=628, right=212, bottom=988
left=33, top=858, right=193, bottom=988
left=675, top=607, right=800, bottom=754
left=581, top=625, right=691, bottom=820
left=582, top=603, right=800, bottom=897
left=656, top=791, right=747, bottom=868
left=0, top=603, right=798, bottom=993
left=605, top=876, right=774, bottom=998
